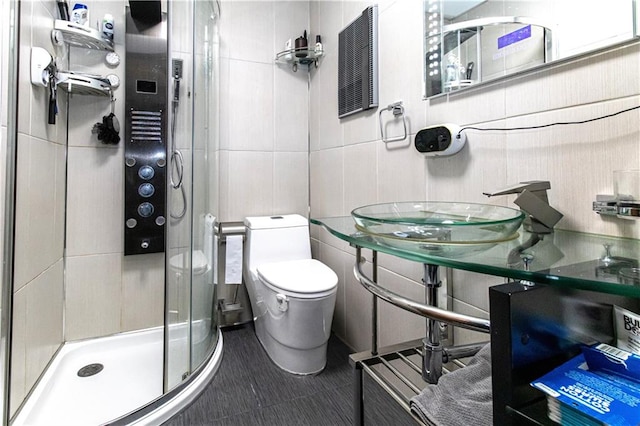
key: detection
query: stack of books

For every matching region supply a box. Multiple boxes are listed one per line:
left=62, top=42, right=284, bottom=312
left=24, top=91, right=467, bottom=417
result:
left=531, top=343, right=640, bottom=426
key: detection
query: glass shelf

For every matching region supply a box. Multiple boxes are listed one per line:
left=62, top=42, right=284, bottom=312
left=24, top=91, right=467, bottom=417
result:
left=311, top=216, right=640, bottom=298
left=53, top=19, right=114, bottom=52
left=275, top=48, right=322, bottom=72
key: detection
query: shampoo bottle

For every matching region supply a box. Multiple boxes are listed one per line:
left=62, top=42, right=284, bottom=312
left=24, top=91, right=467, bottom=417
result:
left=314, top=35, right=323, bottom=56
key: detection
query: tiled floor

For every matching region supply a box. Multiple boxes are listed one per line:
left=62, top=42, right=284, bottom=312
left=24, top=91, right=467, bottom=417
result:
left=163, top=324, right=415, bottom=425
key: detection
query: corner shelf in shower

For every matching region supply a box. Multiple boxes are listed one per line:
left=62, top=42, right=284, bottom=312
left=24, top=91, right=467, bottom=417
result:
left=53, top=19, right=114, bottom=52
left=56, top=71, right=112, bottom=97
left=275, top=48, right=323, bottom=72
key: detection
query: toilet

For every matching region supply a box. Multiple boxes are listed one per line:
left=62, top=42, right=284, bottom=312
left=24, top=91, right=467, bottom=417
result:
left=243, top=214, right=338, bottom=375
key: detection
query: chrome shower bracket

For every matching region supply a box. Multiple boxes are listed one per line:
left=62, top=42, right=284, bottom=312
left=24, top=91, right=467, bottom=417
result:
left=378, top=101, right=407, bottom=143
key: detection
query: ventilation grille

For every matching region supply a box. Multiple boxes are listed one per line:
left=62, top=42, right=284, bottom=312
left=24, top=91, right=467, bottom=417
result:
left=130, top=110, right=163, bottom=143
left=338, top=5, right=378, bottom=119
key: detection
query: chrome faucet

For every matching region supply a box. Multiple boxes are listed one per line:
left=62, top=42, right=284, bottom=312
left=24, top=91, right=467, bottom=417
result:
left=483, top=180, right=563, bottom=234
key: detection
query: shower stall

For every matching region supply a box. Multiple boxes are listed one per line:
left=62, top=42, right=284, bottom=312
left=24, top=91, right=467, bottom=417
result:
left=0, top=0, right=221, bottom=424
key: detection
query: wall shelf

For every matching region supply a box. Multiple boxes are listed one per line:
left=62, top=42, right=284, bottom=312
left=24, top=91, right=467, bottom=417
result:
left=57, top=71, right=112, bottom=97
left=53, top=19, right=114, bottom=51
left=275, top=48, right=322, bottom=72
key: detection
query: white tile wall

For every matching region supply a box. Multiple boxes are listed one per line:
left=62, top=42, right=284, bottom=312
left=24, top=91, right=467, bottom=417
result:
left=273, top=151, right=309, bottom=216
left=344, top=142, right=377, bottom=213
left=24, top=260, right=64, bottom=390
left=227, top=60, right=275, bottom=152
left=224, top=150, right=274, bottom=219
left=65, top=254, right=122, bottom=341
left=377, top=268, right=426, bottom=347
left=13, top=135, right=65, bottom=291
left=10, top=287, right=27, bottom=415
left=122, top=253, right=165, bottom=332
left=345, top=252, right=374, bottom=351
left=65, top=146, right=124, bottom=256
left=274, top=65, right=309, bottom=153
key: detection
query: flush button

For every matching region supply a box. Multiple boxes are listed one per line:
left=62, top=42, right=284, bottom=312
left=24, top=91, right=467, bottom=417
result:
left=137, top=202, right=154, bottom=217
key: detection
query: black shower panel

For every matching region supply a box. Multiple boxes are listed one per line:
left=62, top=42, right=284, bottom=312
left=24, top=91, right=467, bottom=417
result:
left=124, top=7, right=168, bottom=255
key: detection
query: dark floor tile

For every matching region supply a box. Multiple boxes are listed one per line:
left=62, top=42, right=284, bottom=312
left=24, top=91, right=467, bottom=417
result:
left=258, top=390, right=351, bottom=426
left=363, top=375, right=416, bottom=426
left=165, top=323, right=413, bottom=426
left=208, top=407, right=268, bottom=426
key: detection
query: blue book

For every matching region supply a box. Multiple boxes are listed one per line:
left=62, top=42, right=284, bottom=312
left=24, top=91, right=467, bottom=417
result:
left=531, top=353, right=640, bottom=426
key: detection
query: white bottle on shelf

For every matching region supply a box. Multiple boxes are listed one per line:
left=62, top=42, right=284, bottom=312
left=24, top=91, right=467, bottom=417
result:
left=102, top=14, right=114, bottom=42
left=71, top=3, right=88, bottom=26
left=314, top=35, right=323, bottom=56
left=284, top=39, right=293, bottom=61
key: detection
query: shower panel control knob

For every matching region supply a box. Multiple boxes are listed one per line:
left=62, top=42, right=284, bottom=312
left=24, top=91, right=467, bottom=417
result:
left=138, top=183, right=155, bottom=197
left=137, top=202, right=154, bottom=218
left=138, top=165, right=155, bottom=180
left=141, top=240, right=150, bottom=249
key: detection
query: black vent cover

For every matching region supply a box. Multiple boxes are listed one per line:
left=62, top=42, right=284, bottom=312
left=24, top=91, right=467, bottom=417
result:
left=338, top=5, right=378, bottom=118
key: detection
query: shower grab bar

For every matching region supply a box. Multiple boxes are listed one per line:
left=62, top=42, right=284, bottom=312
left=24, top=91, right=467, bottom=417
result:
left=378, top=101, right=408, bottom=143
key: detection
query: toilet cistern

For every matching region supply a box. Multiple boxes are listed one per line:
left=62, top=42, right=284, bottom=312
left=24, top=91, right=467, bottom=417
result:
left=483, top=180, right=563, bottom=234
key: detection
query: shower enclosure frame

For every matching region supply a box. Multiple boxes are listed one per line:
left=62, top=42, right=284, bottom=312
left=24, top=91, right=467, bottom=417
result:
left=2, top=0, right=20, bottom=424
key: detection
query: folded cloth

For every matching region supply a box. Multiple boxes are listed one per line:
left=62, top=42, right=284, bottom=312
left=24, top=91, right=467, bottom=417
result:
left=409, top=343, right=493, bottom=426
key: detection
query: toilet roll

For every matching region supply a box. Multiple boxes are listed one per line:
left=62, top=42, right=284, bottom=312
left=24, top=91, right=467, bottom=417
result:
left=224, top=235, right=243, bottom=285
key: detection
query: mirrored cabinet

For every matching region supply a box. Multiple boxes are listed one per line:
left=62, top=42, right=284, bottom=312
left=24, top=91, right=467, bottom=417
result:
left=424, top=0, right=640, bottom=98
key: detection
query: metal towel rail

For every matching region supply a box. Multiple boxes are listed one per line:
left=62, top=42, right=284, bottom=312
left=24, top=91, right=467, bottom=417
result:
left=378, top=101, right=408, bottom=143
left=353, top=257, right=490, bottom=333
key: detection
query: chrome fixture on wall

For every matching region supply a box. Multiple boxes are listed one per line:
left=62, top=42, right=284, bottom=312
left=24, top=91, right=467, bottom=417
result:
left=170, top=58, right=186, bottom=220
left=484, top=180, right=563, bottom=234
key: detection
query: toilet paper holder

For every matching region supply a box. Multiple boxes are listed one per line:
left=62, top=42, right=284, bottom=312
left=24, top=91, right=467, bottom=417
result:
left=216, top=221, right=253, bottom=327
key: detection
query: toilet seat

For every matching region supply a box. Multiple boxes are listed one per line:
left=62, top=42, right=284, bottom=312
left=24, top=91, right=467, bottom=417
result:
left=257, top=259, right=338, bottom=299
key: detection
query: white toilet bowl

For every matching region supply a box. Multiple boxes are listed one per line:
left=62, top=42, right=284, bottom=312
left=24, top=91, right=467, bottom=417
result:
left=244, top=215, right=338, bottom=375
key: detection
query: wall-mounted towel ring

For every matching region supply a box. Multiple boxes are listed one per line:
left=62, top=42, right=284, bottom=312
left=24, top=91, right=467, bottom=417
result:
left=379, top=101, right=407, bottom=143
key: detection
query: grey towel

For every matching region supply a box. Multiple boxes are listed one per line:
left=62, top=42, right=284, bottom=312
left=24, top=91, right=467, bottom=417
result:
left=409, top=343, right=493, bottom=426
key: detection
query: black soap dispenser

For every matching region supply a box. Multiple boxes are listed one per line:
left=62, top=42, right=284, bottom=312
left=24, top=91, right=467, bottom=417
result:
left=295, top=30, right=308, bottom=58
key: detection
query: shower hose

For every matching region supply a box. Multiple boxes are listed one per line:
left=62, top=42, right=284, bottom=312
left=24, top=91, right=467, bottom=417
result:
left=170, top=77, right=187, bottom=220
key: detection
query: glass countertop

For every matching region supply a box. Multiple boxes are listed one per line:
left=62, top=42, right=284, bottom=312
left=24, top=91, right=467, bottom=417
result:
left=311, top=216, right=640, bottom=298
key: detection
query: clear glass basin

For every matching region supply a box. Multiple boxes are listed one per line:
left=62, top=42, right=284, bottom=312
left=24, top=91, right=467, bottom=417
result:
left=351, top=202, right=525, bottom=256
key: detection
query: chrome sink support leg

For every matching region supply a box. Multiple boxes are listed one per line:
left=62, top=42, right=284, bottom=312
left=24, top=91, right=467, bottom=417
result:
left=371, top=250, right=378, bottom=355
left=422, top=263, right=442, bottom=384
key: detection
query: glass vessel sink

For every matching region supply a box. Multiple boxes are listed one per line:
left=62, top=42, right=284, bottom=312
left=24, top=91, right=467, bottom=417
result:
left=351, top=202, right=525, bottom=256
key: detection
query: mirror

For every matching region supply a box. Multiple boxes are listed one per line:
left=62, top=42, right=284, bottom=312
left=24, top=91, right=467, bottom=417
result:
left=424, top=0, right=639, bottom=98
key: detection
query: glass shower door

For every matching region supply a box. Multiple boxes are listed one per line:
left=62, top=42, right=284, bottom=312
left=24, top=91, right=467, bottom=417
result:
left=165, top=0, right=219, bottom=391
left=190, top=0, right=220, bottom=370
